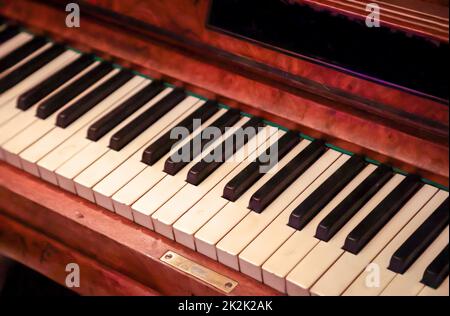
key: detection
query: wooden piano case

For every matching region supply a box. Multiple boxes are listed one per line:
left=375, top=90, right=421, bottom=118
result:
left=0, top=0, right=448, bottom=295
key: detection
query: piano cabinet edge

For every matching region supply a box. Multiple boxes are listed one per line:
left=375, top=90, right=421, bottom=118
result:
left=0, top=214, right=160, bottom=296
left=0, top=163, right=280, bottom=296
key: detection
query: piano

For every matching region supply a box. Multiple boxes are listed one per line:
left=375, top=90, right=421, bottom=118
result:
left=0, top=0, right=448, bottom=296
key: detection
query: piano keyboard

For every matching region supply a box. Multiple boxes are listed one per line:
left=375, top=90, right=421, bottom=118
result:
left=0, top=23, right=448, bottom=296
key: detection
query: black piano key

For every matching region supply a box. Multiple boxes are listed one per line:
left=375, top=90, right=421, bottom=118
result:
left=343, top=174, right=423, bottom=255
left=249, top=139, right=326, bottom=213
left=36, top=62, right=113, bottom=119
left=56, top=70, right=134, bottom=128
left=141, top=100, right=219, bottom=165
left=186, top=117, right=265, bottom=185
left=288, top=155, right=367, bottom=230
left=421, top=245, right=449, bottom=289
left=164, top=109, right=241, bottom=176
left=87, top=80, right=164, bottom=142
left=0, top=44, right=66, bottom=95
left=315, top=165, right=393, bottom=242
left=223, top=131, right=300, bottom=202
left=388, top=198, right=449, bottom=274
left=0, top=25, right=19, bottom=44
left=17, top=53, right=95, bottom=111
left=109, top=88, right=186, bottom=151
left=0, top=36, right=47, bottom=73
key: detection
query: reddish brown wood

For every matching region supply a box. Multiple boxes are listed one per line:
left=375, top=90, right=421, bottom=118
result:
left=0, top=0, right=447, bottom=296
left=81, top=0, right=449, bottom=123
left=0, top=0, right=447, bottom=186
left=0, top=214, right=160, bottom=296
left=0, top=163, right=280, bottom=296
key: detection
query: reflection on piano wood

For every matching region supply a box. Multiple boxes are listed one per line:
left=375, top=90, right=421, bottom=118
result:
left=0, top=0, right=448, bottom=296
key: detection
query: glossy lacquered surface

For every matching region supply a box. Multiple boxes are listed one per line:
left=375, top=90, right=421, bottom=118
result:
left=0, top=162, right=279, bottom=296
left=0, top=0, right=447, bottom=186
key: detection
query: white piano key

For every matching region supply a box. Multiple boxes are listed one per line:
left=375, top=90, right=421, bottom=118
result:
left=152, top=125, right=278, bottom=240
left=380, top=227, right=448, bottom=296
left=172, top=131, right=284, bottom=250
left=0, top=32, right=33, bottom=60
left=239, top=163, right=377, bottom=282
left=54, top=80, right=157, bottom=193
left=1, top=62, right=102, bottom=169
left=0, top=36, right=49, bottom=83
left=263, top=174, right=404, bottom=294
left=309, top=184, right=438, bottom=296
left=18, top=66, right=120, bottom=176
left=73, top=90, right=197, bottom=202
left=0, top=50, right=84, bottom=134
left=194, top=142, right=334, bottom=262
left=36, top=76, right=146, bottom=185
left=92, top=99, right=206, bottom=211
left=193, top=140, right=314, bottom=260
left=418, top=277, right=449, bottom=296
left=0, top=50, right=81, bottom=162
left=111, top=108, right=228, bottom=220
left=343, top=190, right=449, bottom=296
left=283, top=176, right=423, bottom=296
left=0, top=46, right=75, bottom=122
left=131, top=116, right=250, bottom=230
left=217, top=151, right=347, bottom=271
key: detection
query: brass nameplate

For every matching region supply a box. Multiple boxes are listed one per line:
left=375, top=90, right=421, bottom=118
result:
left=161, top=251, right=238, bottom=294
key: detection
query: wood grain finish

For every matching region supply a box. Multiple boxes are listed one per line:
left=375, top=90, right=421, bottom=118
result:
left=82, top=0, right=449, bottom=120
left=0, top=214, right=159, bottom=296
left=0, top=0, right=447, bottom=296
left=0, top=0, right=447, bottom=186
left=0, top=163, right=279, bottom=296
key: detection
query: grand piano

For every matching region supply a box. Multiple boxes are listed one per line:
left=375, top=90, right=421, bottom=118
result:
left=0, top=0, right=448, bottom=296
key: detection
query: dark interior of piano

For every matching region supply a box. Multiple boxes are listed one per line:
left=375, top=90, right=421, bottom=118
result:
left=0, top=0, right=448, bottom=299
